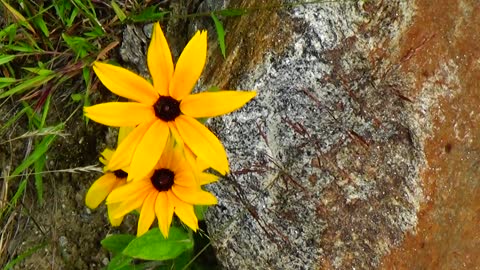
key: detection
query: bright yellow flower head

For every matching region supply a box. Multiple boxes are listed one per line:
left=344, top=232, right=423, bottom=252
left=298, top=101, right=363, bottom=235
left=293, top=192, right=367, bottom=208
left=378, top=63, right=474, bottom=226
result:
left=84, top=22, right=256, bottom=181
left=106, top=136, right=218, bottom=237
left=85, top=126, right=134, bottom=226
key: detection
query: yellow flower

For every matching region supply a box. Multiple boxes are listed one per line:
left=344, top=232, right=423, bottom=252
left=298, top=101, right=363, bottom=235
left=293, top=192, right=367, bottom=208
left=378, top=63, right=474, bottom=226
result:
left=84, top=22, right=256, bottom=181
left=85, top=126, right=134, bottom=226
left=85, top=150, right=127, bottom=226
left=106, top=136, right=218, bottom=237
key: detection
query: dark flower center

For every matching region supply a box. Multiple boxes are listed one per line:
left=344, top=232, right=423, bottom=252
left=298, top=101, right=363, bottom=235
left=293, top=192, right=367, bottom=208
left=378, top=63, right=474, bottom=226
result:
left=113, top=169, right=128, bottom=179
left=151, top=168, right=175, bottom=192
left=154, top=96, right=181, bottom=121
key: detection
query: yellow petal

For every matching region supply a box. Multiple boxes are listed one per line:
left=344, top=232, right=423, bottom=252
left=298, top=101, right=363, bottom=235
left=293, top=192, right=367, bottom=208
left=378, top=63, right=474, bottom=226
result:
left=107, top=203, right=125, bottom=226
left=108, top=120, right=154, bottom=170
left=93, top=61, right=158, bottom=105
left=110, top=188, right=150, bottom=219
left=129, top=121, right=169, bottom=181
left=84, top=102, right=156, bottom=127
left=155, top=191, right=174, bottom=238
left=118, top=126, right=135, bottom=145
left=148, top=23, right=174, bottom=96
left=172, top=185, right=217, bottom=205
left=169, top=31, right=207, bottom=100
left=85, top=173, right=117, bottom=209
left=137, top=191, right=158, bottom=236
left=175, top=116, right=229, bottom=175
left=99, top=148, right=114, bottom=168
left=106, top=179, right=151, bottom=204
left=199, top=172, right=219, bottom=185
left=181, top=91, right=256, bottom=118
left=173, top=171, right=197, bottom=187
left=170, top=192, right=198, bottom=232
left=156, top=133, right=176, bottom=170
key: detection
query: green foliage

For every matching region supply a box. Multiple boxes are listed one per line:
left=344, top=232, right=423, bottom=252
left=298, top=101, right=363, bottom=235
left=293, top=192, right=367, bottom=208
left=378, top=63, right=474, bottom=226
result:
left=128, top=5, right=169, bottom=23
left=210, top=13, right=226, bottom=58
left=111, top=0, right=127, bottom=22
left=2, top=243, right=46, bottom=270
left=122, top=227, right=193, bottom=261
left=101, top=234, right=136, bottom=255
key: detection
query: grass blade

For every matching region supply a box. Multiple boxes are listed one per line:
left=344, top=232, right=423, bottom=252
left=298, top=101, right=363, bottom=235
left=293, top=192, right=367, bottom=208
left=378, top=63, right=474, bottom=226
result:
left=0, top=73, right=56, bottom=98
left=2, top=243, right=46, bottom=270
left=211, top=13, right=226, bottom=58
left=0, top=0, right=36, bottom=34
left=34, top=153, right=46, bottom=205
left=10, top=131, right=59, bottom=179
left=111, top=0, right=127, bottom=22
left=0, top=54, right=15, bottom=66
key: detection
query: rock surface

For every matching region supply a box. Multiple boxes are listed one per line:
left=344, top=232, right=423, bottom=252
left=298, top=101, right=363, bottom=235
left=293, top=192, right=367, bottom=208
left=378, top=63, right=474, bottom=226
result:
left=201, top=0, right=427, bottom=269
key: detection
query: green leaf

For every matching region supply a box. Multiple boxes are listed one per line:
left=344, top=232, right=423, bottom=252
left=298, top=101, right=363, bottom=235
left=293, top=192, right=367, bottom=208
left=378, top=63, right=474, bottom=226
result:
left=194, top=205, right=209, bottom=221
left=9, top=128, right=60, bottom=178
left=0, top=54, right=15, bottom=65
left=101, top=234, right=136, bottom=254
left=211, top=13, right=226, bottom=58
left=111, top=0, right=127, bottom=22
left=129, top=6, right=168, bottom=23
left=34, top=153, right=46, bottom=205
left=33, top=15, right=50, bottom=37
left=2, top=243, right=45, bottom=270
left=0, top=73, right=56, bottom=98
left=0, top=24, right=17, bottom=41
left=70, top=93, right=83, bottom=102
left=206, top=85, right=220, bottom=92
left=0, top=77, right=16, bottom=89
left=216, top=8, right=248, bottom=17
left=107, top=254, right=133, bottom=270
left=3, top=43, right=35, bottom=53
left=62, top=33, right=96, bottom=59
left=122, top=227, right=193, bottom=261
left=0, top=0, right=36, bottom=33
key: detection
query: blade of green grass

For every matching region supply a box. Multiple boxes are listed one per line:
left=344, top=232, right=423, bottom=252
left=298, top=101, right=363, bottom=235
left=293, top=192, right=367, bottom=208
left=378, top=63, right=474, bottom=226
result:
left=0, top=0, right=36, bottom=34
left=9, top=130, right=60, bottom=179
left=0, top=72, right=56, bottom=98
left=111, top=0, right=127, bottom=22
left=0, top=54, right=16, bottom=65
left=2, top=243, right=46, bottom=270
left=34, top=153, right=46, bottom=205
left=129, top=5, right=168, bottom=22
left=40, top=93, right=52, bottom=128
left=211, top=13, right=226, bottom=58
left=0, top=107, right=28, bottom=136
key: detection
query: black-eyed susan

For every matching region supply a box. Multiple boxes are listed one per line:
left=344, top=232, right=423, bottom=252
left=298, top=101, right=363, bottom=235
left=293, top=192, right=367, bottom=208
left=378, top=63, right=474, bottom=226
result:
left=85, top=127, right=134, bottom=226
left=84, top=22, right=256, bottom=181
left=106, top=135, right=218, bottom=237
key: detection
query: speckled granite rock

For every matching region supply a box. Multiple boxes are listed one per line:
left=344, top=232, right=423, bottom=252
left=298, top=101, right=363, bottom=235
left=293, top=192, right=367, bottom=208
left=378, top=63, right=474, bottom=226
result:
left=117, top=0, right=429, bottom=269
left=200, top=1, right=426, bottom=269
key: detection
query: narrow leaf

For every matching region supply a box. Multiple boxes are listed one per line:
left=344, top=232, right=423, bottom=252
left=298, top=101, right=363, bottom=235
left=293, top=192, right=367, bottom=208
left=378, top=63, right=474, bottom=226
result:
left=10, top=131, right=59, bottom=178
left=34, top=153, right=46, bottom=205
left=0, top=0, right=36, bottom=34
left=33, top=16, right=50, bottom=37
left=122, top=227, right=193, bottom=261
left=0, top=54, right=15, bottom=66
left=211, top=13, right=226, bottom=58
left=111, top=1, right=127, bottom=22
left=0, top=73, right=56, bottom=98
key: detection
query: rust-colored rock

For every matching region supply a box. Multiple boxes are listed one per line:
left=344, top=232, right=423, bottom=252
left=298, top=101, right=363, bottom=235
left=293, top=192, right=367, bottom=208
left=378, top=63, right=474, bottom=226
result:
left=381, top=0, right=480, bottom=269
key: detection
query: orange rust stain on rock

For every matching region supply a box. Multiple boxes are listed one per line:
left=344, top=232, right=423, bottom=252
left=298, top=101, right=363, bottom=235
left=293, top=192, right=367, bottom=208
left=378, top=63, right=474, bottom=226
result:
left=381, top=1, right=480, bottom=269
